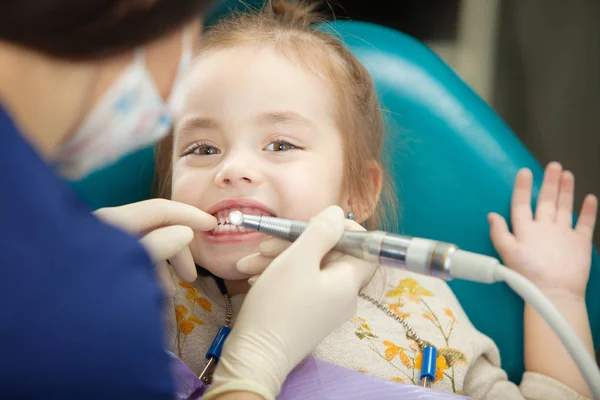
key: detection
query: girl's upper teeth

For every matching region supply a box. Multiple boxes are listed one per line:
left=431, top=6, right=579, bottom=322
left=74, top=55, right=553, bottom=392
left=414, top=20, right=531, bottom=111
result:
left=214, top=207, right=272, bottom=225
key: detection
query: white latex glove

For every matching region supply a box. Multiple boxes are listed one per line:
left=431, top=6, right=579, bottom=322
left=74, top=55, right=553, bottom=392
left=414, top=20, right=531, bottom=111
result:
left=94, top=199, right=217, bottom=296
left=236, top=217, right=369, bottom=285
left=203, top=206, right=377, bottom=400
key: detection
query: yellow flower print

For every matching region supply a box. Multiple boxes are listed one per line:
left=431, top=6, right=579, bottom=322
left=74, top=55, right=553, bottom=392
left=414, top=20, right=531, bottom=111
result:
left=178, top=281, right=213, bottom=313
left=434, top=355, right=449, bottom=382
left=356, top=367, right=369, bottom=374
left=175, top=303, right=203, bottom=336
left=179, top=320, right=194, bottom=335
left=196, top=297, right=212, bottom=312
left=355, top=327, right=378, bottom=340
left=414, top=352, right=423, bottom=369
left=415, top=352, right=449, bottom=382
left=184, top=287, right=199, bottom=302
left=385, top=278, right=433, bottom=302
left=175, top=304, right=188, bottom=323
left=422, top=312, right=436, bottom=323
left=438, top=348, right=468, bottom=367
left=353, top=317, right=378, bottom=340
left=444, top=308, right=457, bottom=322
left=383, top=340, right=401, bottom=361
left=175, top=299, right=205, bottom=358
left=383, top=341, right=412, bottom=368
left=391, top=377, right=404, bottom=383
left=179, top=281, right=194, bottom=289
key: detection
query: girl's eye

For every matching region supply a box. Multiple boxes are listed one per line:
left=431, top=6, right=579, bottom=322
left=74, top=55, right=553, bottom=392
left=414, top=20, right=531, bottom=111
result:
left=264, top=140, right=298, bottom=152
left=184, top=143, right=221, bottom=156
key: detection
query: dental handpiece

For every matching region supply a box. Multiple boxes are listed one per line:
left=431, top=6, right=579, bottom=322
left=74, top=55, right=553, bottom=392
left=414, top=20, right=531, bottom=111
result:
left=228, top=211, right=500, bottom=283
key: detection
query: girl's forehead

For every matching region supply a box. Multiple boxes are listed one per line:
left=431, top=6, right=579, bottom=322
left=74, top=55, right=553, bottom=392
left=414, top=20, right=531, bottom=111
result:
left=182, top=46, right=338, bottom=125
left=190, top=45, right=327, bottom=89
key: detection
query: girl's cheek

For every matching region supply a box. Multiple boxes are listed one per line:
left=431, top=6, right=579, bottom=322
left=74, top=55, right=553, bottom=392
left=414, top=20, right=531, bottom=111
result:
left=273, top=172, right=344, bottom=219
left=171, top=171, right=209, bottom=203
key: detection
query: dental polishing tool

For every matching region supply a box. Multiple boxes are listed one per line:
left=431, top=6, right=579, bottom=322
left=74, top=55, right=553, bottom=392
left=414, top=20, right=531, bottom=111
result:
left=228, top=211, right=498, bottom=283
left=228, top=211, right=600, bottom=397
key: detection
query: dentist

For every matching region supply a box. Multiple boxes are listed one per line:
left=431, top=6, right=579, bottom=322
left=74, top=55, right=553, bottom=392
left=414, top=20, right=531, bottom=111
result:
left=0, top=1, right=372, bottom=399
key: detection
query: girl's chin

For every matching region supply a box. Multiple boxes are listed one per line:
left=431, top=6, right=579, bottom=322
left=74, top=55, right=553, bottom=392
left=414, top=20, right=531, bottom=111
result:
left=200, top=264, right=253, bottom=295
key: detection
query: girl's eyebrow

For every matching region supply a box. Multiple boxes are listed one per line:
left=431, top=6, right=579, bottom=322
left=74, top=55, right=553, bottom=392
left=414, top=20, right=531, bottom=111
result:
left=175, top=116, right=222, bottom=134
left=174, top=116, right=223, bottom=144
left=257, top=111, right=316, bottom=128
left=174, top=111, right=317, bottom=143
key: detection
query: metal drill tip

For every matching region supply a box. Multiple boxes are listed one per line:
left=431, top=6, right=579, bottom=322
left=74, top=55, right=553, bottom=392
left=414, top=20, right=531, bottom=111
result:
left=228, top=211, right=244, bottom=226
left=228, top=213, right=263, bottom=232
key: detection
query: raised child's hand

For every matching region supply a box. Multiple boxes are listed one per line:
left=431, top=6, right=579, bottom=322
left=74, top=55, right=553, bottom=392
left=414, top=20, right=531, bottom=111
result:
left=488, top=162, right=597, bottom=299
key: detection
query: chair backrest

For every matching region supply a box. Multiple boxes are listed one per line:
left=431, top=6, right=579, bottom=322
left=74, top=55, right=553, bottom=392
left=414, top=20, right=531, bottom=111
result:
left=69, top=18, right=600, bottom=384
left=329, top=21, right=600, bottom=382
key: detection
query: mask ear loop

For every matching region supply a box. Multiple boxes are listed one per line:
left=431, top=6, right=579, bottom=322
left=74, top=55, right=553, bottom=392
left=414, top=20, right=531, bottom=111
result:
left=168, top=27, right=195, bottom=114
left=178, top=27, right=194, bottom=70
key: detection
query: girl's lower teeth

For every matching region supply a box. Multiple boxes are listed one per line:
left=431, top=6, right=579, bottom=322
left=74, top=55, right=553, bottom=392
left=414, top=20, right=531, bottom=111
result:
left=212, top=224, right=250, bottom=235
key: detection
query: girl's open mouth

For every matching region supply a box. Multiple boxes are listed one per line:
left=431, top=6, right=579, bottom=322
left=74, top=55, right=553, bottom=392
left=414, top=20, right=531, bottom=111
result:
left=204, top=207, right=274, bottom=243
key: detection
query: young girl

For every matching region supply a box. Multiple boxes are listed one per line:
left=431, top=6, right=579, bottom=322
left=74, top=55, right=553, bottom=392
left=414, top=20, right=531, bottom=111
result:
left=153, top=1, right=598, bottom=398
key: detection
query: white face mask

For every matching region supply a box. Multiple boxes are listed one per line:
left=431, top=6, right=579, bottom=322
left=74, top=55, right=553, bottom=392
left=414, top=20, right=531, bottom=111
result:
left=56, top=30, right=193, bottom=179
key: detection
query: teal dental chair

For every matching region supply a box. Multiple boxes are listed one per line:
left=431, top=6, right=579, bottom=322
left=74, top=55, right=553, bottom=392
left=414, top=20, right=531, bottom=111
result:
left=70, top=17, right=600, bottom=384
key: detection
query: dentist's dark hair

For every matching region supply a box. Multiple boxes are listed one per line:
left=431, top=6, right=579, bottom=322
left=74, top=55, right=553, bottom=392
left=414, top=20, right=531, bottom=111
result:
left=0, top=0, right=214, bottom=60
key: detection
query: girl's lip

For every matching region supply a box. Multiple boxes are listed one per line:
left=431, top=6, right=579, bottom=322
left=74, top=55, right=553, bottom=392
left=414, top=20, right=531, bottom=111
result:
left=201, top=230, right=266, bottom=244
left=206, top=198, right=276, bottom=217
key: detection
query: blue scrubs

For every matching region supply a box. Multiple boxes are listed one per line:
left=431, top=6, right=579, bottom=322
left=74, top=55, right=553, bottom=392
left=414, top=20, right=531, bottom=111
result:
left=0, top=105, right=175, bottom=399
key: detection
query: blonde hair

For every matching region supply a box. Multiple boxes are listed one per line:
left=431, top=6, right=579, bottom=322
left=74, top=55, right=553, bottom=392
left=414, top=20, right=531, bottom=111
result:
left=154, top=0, right=398, bottom=230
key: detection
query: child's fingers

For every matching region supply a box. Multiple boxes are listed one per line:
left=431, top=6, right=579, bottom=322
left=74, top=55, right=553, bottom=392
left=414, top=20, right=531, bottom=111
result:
left=511, top=168, right=534, bottom=233
left=535, top=162, right=562, bottom=222
left=489, top=213, right=517, bottom=255
left=556, top=170, right=575, bottom=227
left=575, top=194, right=598, bottom=239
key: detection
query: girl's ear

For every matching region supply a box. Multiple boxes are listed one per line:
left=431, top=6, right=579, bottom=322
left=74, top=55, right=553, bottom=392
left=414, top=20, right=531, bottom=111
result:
left=344, top=161, right=383, bottom=223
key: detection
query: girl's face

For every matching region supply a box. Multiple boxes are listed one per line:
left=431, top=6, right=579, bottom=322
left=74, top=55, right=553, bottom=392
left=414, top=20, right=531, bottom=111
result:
left=171, top=46, right=348, bottom=280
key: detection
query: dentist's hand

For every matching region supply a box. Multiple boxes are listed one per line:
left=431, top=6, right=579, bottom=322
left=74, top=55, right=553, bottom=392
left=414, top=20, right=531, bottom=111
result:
left=236, top=217, right=371, bottom=284
left=94, top=199, right=217, bottom=296
left=204, top=206, right=376, bottom=400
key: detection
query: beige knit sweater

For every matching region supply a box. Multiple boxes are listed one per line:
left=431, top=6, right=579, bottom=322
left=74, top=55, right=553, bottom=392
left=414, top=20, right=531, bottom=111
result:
left=164, top=266, right=588, bottom=400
